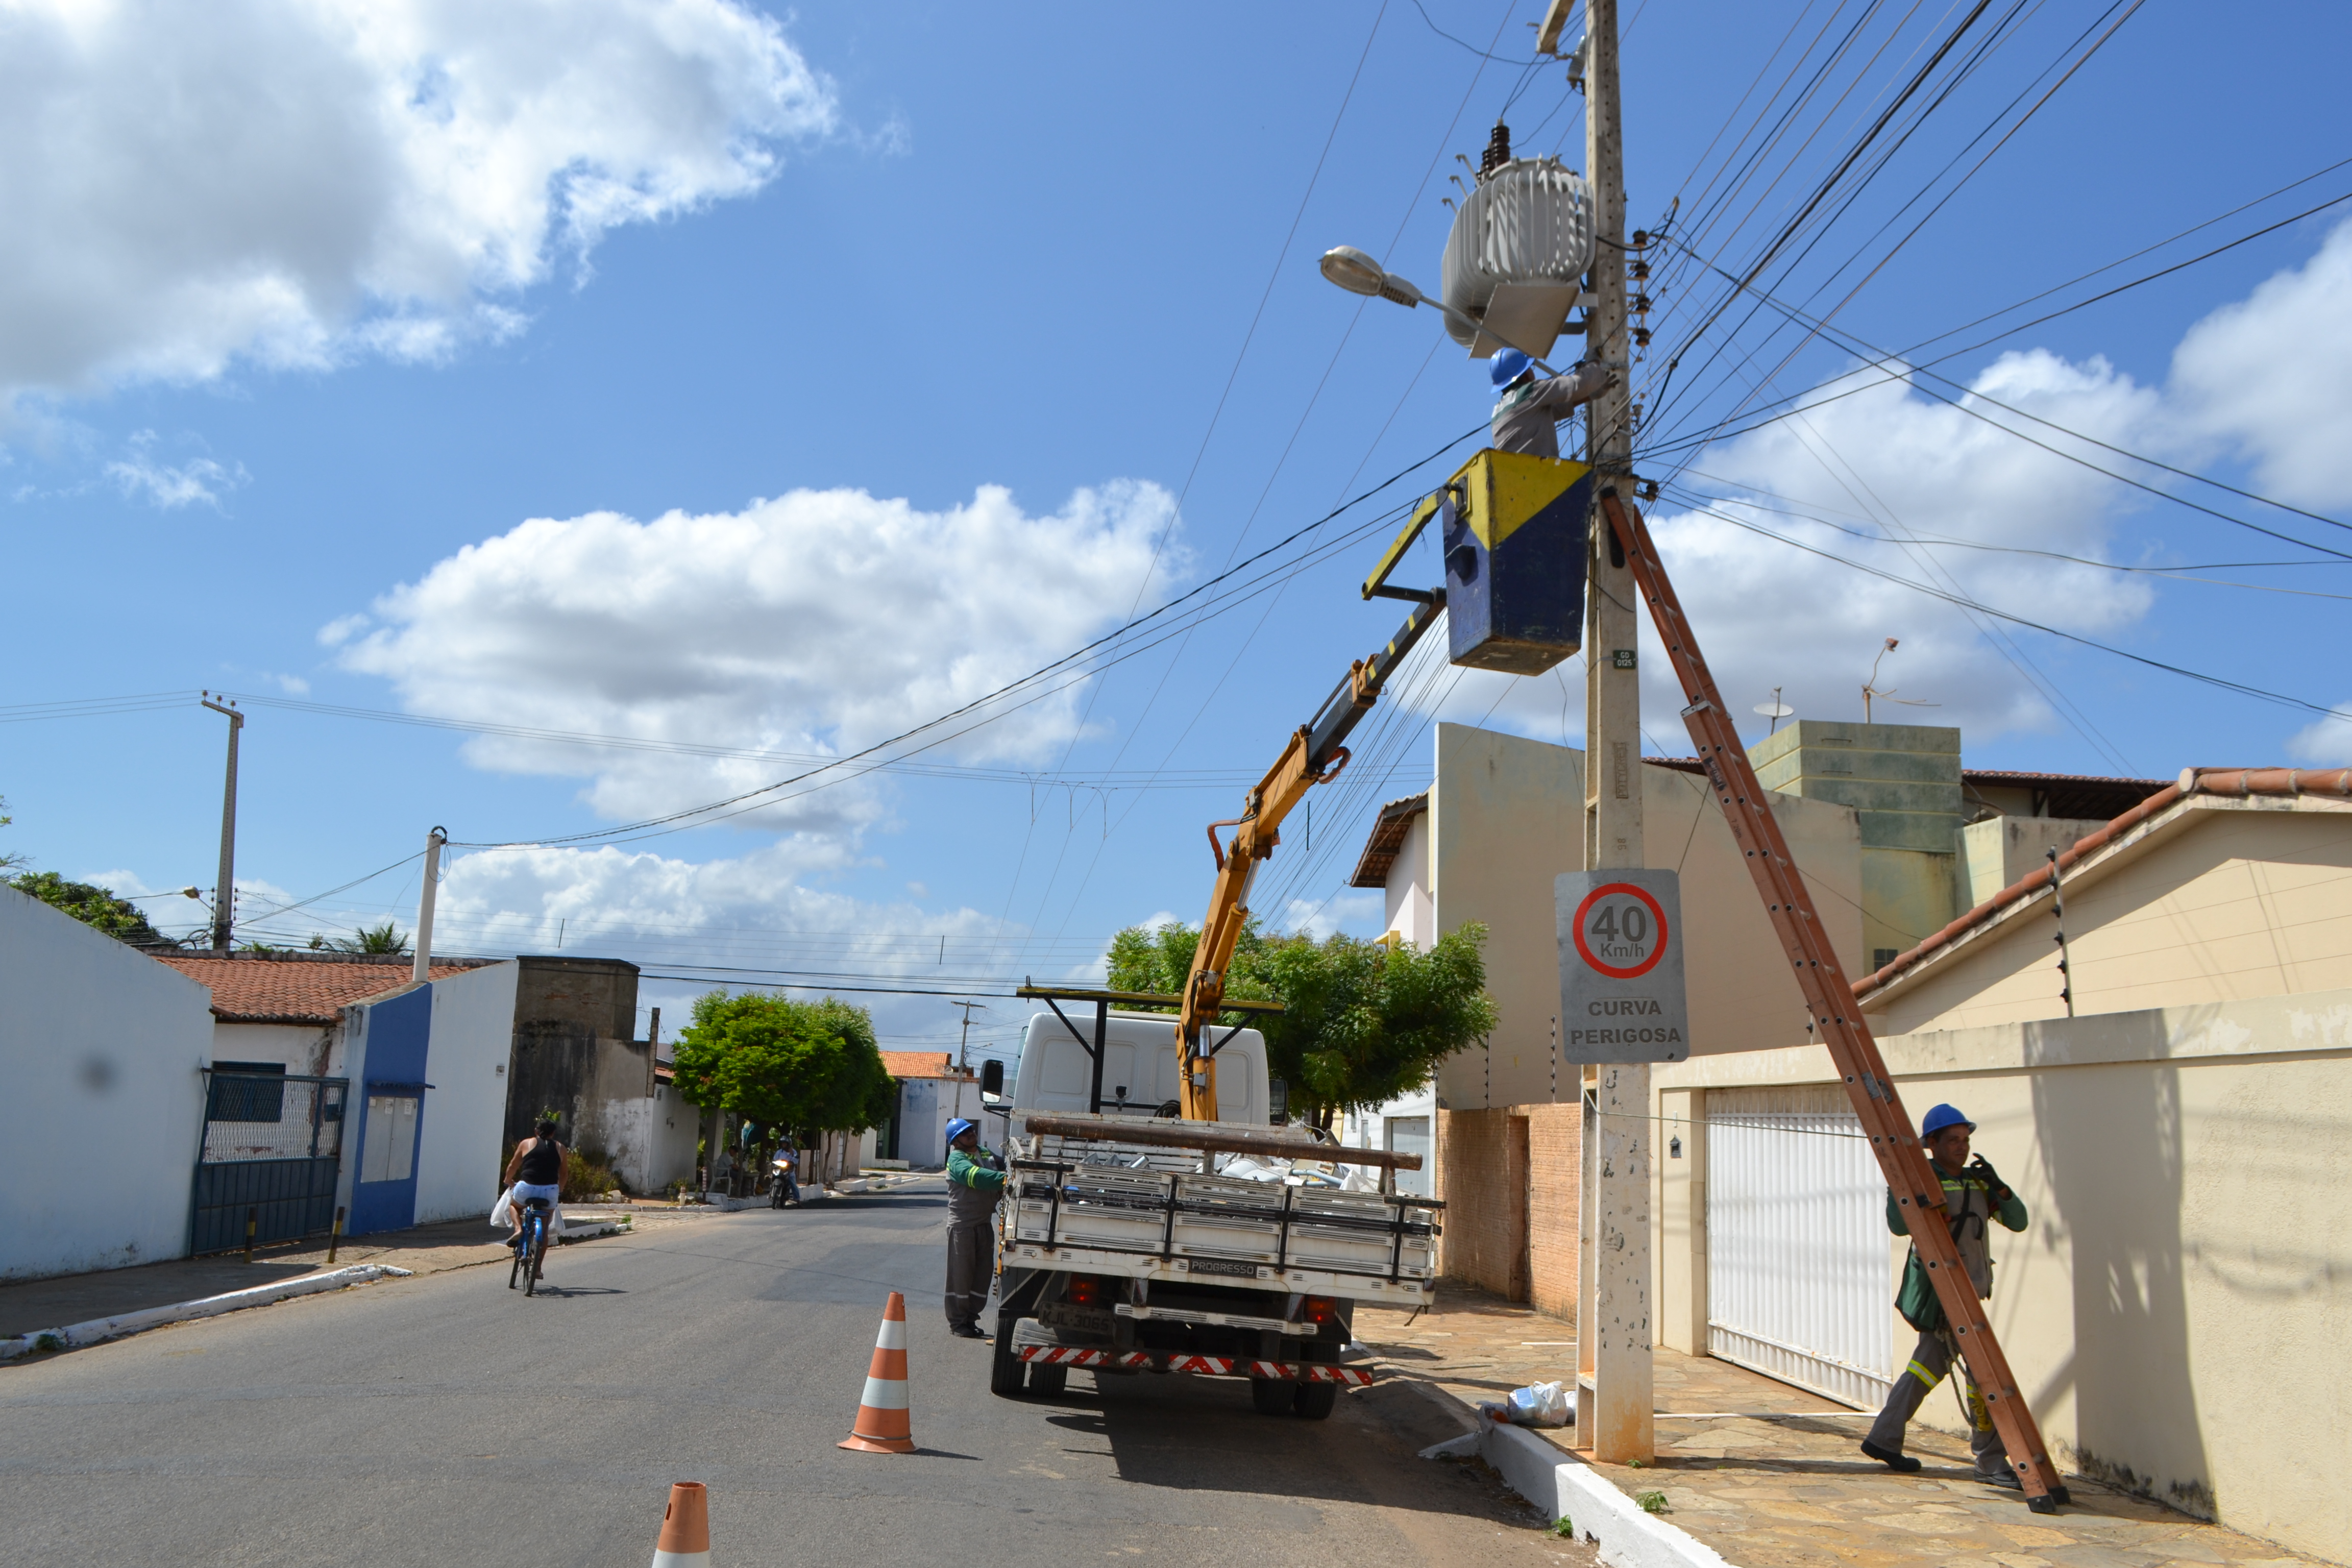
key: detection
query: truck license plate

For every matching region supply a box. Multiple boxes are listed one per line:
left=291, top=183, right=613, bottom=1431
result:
left=1187, top=1259, right=1262, bottom=1278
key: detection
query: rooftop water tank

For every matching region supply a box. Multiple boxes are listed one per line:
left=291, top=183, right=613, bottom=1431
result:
left=1441, top=153, right=1594, bottom=360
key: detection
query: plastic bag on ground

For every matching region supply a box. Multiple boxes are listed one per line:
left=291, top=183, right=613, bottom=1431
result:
left=1506, top=1380, right=1572, bottom=1427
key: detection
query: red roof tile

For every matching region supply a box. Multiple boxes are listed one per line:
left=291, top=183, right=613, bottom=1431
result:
left=880, top=1050, right=964, bottom=1081
left=151, top=950, right=497, bottom=1024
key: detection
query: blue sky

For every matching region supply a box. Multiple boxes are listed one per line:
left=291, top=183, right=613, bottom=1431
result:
left=5, top=0, right=2349, bottom=1066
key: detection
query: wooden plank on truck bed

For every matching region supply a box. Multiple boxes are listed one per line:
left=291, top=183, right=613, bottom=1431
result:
left=1021, top=1113, right=1425, bottom=1171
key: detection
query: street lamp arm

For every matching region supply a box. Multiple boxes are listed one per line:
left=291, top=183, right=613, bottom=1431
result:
left=1317, top=246, right=1564, bottom=372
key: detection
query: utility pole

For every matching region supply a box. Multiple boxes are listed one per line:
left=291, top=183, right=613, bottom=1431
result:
left=951, top=999, right=984, bottom=1122
left=201, top=695, right=244, bottom=952
left=1555, top=0, right=1655, bottom=1463
left=410, top=827, right=447, bottom=984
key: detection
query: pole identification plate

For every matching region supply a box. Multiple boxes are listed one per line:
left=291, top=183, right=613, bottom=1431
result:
left=1556, top=869, right=1688, bottom=1063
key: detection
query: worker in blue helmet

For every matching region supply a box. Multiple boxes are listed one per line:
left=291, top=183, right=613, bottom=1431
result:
left=1862, top=1102, right=2029, bottom=1486
left=1488, top=346, right=1614, bottom=461
left=942, top=1116, right=1007, bottom=1339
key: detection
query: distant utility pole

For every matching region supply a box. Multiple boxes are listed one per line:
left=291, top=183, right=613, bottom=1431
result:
left=951, top=999, right=985, bottom=1121
left=201, top=695, right=244, bottom=952
left=1548, top=0, right=1656, bottom=1464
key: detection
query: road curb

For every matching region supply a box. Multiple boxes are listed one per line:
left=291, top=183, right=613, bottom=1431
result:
left=1478, top=1419, right=1737, bottom=1567
left=0, top=1263, right=415, bottom=1362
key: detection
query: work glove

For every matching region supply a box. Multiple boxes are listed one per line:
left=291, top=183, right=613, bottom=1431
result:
left=1965, top=1155, right=2014, bottom=1207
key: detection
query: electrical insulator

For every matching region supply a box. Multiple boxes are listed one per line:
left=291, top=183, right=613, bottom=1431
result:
left=1633, top=326, right=1652, bottom=349
left=1628, top=260, right=1649, bottom=280
left=1630, top=293, right=1653, bottom=315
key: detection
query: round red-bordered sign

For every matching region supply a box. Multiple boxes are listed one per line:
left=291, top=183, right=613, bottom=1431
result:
left=1571, top=882, right=1671, bottom=980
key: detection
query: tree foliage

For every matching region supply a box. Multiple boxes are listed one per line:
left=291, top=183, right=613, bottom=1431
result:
left=0, top=796, right=24, bottom=872
left=333, top=920, right=410, bottom=954
left=1105, top=918, right=1497, bottom=1123
left=670, top=990, right=896, bottom=1134
left=8, top=870, right=167, bottom=945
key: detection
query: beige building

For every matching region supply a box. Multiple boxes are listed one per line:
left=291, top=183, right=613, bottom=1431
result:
left=1654, top=767, right=2352, bottom=1562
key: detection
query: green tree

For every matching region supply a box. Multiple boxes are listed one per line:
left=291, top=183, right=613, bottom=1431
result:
left=333, top=920, right=411, bottom=954
left=0, top=796, right=24, bottom=872
left=8, top=870, right=168, bottom=945
left=1103, top=918, right=1498, bottom=1126
left=670, top=990, right=896, bottom=1135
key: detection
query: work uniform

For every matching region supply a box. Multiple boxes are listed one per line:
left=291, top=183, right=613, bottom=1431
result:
left=944, top=1142, right=1008, bottom=1332
left=1867, top=1165, right=2029, bottom=1477
left=1489, top=363, right=1611, bottom=459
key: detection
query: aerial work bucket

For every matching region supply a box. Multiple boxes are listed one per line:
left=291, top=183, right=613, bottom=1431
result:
left=1442, top=448, right=1590, bottom=676
left=1441, top=128, right=1595, bottom=360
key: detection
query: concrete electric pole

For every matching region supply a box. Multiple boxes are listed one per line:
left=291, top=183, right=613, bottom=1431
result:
left=1557, top=0, right=1656, bottom=1464
left=201, top=695, right=244, bottom=952
left=951, top=999, right=984, bottom=1122
left=411, top=827, right=448, bottom=984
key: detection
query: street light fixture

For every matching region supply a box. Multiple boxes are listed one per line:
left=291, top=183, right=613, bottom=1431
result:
left=1319, top=245, right=1562, bottom=372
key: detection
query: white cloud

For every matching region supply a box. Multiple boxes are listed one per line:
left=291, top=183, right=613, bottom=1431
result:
left=0, top=0, right=836, bottom=400
left=2285, top=703, right=2352, bottom=766
left=104, top=430, right=246, bottom=508
left=1636, top=349, right=2164, bottom=747
left=334, top=480, right=1180, bottom=832
left=2171, top=218, right=2352, bottom=509
left=1280, top=889, right=1382, bottom=940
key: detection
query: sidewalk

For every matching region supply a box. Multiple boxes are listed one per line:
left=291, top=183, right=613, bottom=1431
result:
left=0, top=1206, right=679, bottom=1341
left=1356, top=1287, right=2329, bottom=1568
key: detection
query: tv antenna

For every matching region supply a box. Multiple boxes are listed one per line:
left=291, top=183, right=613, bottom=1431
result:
left=1861, top=638, right=1939, bottom=724
left=1752, top=686, right=1793, bottom=735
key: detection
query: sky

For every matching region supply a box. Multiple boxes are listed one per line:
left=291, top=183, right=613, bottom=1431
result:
left=4, top=0, right=2349, bottom=1071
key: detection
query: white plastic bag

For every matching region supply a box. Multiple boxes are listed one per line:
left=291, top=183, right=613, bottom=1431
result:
left=1507, top=1380, right=1572, bottom=1428
left=490, top=1187, right=514, bottom=1230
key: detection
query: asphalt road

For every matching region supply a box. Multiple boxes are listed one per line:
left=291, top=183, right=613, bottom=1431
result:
left=2, top=1180, right=1589, bottom=1567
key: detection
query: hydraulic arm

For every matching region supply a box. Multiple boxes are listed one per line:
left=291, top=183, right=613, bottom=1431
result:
left=1174, top=593, right=1445, bottom=1120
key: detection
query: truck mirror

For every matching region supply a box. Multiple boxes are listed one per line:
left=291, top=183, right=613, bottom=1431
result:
left=979, top=1060, right=1004, bottom=1100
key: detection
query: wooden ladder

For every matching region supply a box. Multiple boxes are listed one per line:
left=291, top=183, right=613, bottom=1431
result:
left=1599, top=489, right=2071, bottom=1513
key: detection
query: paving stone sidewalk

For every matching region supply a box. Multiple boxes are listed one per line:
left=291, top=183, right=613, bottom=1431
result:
left=1356, top=1288, right=2330, bottom=1568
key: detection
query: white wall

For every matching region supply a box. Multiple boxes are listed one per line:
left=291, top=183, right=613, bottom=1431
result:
left=210, top=1020, right=338, bottom=1076
left=415, top=962, right=519, bottom=1224
left=0, top=889, right=217, bottom=1281
left=1383, top=812, right=1434, bottom=947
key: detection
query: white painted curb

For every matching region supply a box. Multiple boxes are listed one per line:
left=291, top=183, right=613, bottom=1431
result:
left=1431, top=1418, right=1737, bottom=1568
left=0, top=1263, right=415, bottom=1361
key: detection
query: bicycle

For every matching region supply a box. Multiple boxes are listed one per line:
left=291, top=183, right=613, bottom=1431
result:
left=508, top=1197, right=553, bottom=1295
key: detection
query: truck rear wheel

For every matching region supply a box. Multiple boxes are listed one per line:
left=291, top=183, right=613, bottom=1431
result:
left=1028, top=1363, right=1068, bottom=1398
left=1250, top=1378, right=1293, bottom=1415
left=1293, top=1382, right=1338, bottom=1420
left=990, top=1317, right=1026, bottom=1400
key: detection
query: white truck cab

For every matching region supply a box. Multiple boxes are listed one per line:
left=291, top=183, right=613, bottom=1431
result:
left=1007, top=1007, right=1268, bottom=1126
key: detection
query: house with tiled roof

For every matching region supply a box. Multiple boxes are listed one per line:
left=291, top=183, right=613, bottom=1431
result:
left=873, top=1049, right=977, bottom=1170
left=1651, top=764, right=2352, bottom=1560
left=149, top=949, right=499, bottom=1078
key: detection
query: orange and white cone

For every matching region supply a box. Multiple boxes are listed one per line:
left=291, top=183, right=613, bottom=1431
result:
left=838, top=1290, right=917, bottom=1454
left=649, top=1481, right=709, bottom=1568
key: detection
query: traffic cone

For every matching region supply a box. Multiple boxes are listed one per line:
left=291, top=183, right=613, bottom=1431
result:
left=838, top=1290, right=917, bottom=1454
left=649, top=1481, right=709, bottom=1568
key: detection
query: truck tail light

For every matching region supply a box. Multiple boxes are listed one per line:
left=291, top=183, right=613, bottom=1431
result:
left=1067, top=1276, right=1102, bottom=1307
left=1303, top=1295, right=1338, bottom=1325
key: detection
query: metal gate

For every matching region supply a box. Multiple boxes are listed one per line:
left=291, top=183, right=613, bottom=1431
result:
left=190, top=1069, right=348, bottom=1255
left=1704, top=1085, right=1894, bottom=1408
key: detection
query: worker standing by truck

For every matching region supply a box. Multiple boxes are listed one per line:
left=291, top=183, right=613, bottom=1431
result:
left=943, top=1117, right=1006, bottom=1340
left=1486, top=347, right=1613, bottom=459
left=1863, top=1102, right=2029, bottom=1486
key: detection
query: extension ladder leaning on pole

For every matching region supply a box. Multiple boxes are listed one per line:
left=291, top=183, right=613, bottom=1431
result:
left=1596, top=487, right=2072, bottom=1514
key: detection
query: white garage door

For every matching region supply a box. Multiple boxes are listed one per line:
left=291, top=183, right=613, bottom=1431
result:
left=1705, top=1085, right=1894, bottom=1409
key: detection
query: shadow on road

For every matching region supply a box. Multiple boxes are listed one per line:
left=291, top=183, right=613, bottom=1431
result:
left=1013, top=1371, right=1545, bottom=1526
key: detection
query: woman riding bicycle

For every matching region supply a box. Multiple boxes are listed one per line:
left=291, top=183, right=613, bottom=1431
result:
left=502, top=1119, right=566, bottom=1251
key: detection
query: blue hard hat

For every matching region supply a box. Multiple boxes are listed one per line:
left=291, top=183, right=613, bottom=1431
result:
left=1489, top=348, right=1533, bottom=388
left=945, top=1118, right=978, bottom=1145
left=1920, top=1103, right=1974, bottom=1138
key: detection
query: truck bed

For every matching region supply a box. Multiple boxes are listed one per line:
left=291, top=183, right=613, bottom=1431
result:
left=999, top=1129, right=1440, bottom=1309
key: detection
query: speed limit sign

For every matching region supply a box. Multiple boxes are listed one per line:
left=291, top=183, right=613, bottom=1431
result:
left=1556, top=869, right=1688, bottom=1063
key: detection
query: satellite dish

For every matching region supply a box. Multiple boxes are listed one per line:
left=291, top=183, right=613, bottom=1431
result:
left=1752, top=701, right=1794, bottom=720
